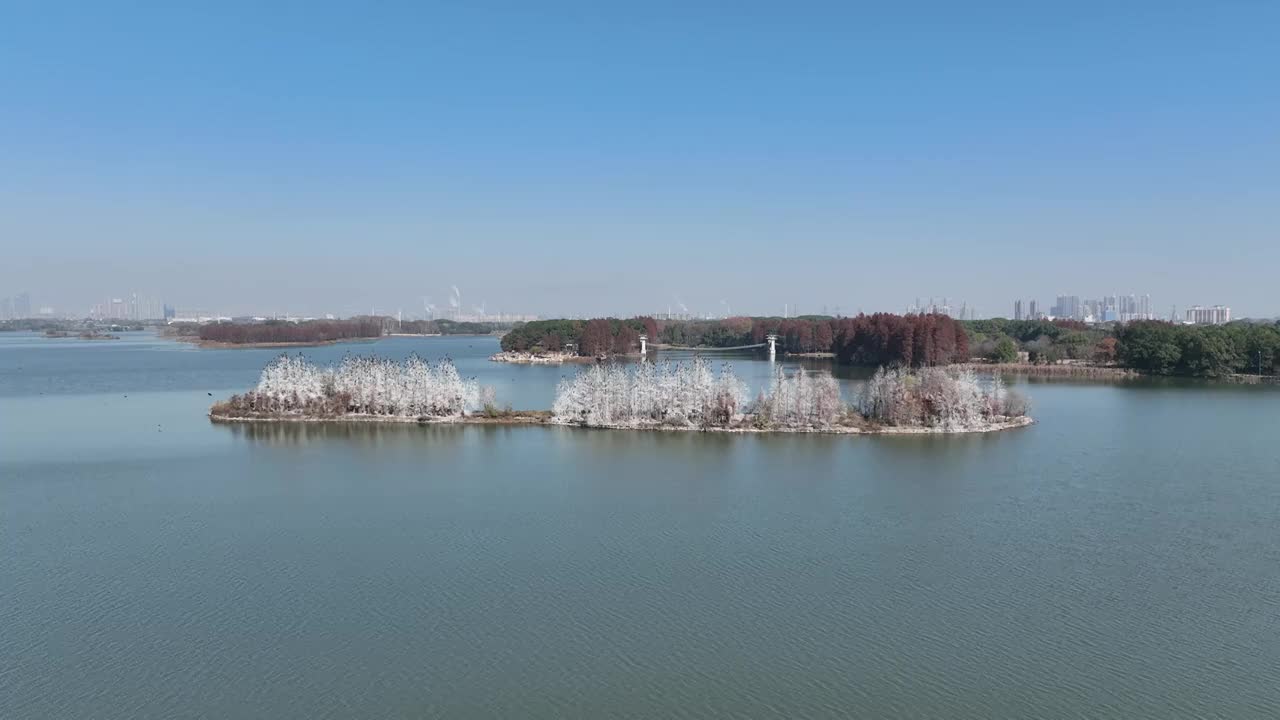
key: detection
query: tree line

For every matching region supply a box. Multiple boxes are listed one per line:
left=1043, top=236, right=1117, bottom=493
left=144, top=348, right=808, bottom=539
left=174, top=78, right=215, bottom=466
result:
left=502, top=314, right=970, bottom=367
left=552, top=358, right=1024, bottom=431
left=398, top=319, right=501, bottom=335
left=198, top=318, right=384, bottom=344
left=1113, top=321, right=1280, bottom=377
left=500, top=317, right=661, bottom=356
left=964, top=317, right=1280, bottom=377
left=963, top=319, right=1110, bottom=364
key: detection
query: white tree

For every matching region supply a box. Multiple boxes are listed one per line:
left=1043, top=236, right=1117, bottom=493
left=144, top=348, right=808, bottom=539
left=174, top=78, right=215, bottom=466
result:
left=553, top=358, right=748, bottom=428
left=859, top=366, right=1025, bottom=429
left=242, top=354, right=487, bottom=418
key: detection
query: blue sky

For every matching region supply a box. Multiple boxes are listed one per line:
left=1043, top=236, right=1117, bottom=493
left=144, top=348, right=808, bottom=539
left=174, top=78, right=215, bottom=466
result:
left=2, top=1, right=1277, bottom=318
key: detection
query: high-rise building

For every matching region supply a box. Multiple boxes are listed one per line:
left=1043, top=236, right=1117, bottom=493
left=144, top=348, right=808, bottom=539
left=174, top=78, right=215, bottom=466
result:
left=13, top=292, right=31, bottom=319
left=1014, top=300, right=1024, bottom=321
left=1053, top=295, right=1081, bottom=321
left=1108, top=293, right=1156, bottom=322
left=1185, top=305, right=1231, bottom=325
left=1029, top=300, right=1040, bottom=319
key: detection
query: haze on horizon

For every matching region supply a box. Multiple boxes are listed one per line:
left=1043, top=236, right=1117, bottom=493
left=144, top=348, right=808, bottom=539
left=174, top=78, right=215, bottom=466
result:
left=2, top=2, right=1277, bottom=319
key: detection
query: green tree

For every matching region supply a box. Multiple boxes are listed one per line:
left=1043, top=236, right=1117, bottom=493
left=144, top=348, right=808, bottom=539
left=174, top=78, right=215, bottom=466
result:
left=1178, top=327, right=1241, bottom=377
left=993, top=337, right=1018, bottom=363
left=1116, top=321, right=1183, bottom=374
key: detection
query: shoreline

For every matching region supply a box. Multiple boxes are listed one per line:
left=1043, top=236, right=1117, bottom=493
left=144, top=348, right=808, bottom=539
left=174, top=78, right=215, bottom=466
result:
left=959, top=362, right=1142, bottom=379
left=960, top=362, right=1280, bottom=384
left=209, top=411, right=1033, bottom=435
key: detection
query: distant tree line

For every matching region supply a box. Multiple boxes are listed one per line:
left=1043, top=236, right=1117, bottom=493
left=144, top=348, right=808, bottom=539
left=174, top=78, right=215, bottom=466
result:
left=1113, top=321, right=1280, bottom=377
left=501, top=317, right=660, bottom=356
left=963, top=319, right=1110, bottom=364
left=198, top=318, right=384, bottom=344
left=502, top=314, right=970, bottom=367
left=3, top=319, right=147, bottom=332
left=964, top=317, right=1280, bottom=377
left=398, top=319, right=501, bottom=335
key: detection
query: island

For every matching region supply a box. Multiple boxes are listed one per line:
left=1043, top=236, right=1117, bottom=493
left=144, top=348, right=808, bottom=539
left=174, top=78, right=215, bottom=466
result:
left=167, top=317, right=513, bottom=348
left=210, top=355, right=1032, bottom=435
left=43, top=329, right=120, bottom=340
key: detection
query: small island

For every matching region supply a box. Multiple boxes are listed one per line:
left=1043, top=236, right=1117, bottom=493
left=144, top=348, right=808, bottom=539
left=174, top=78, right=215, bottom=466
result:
left=167, top=317, right=512, bottom=348
left=44, top=329, right=120, bottom=340
left=210, top=355, right=1031, bottom=435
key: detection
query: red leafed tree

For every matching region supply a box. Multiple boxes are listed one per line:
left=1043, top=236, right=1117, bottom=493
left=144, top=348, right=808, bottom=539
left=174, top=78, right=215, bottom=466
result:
left=579, top=319, right=613, bottom=356
left=832, top=313, right=967, bottom=367
left=637, top=316, right=659, bottom=341
left=814, top=322, right=834, bottom=353
left=613, top=324, right=639, bottom=354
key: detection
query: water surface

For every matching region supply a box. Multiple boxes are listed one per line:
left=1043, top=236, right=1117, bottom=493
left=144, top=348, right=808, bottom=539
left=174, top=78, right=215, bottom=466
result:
left=3, top=332, right=1279, bottom=718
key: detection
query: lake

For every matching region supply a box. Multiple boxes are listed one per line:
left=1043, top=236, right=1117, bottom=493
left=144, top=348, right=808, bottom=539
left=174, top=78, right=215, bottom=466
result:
left=3, top=332, right=1279, bottom=718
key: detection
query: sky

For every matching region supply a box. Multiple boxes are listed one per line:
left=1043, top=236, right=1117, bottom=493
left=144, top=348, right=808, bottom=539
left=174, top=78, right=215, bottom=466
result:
left=2, top=1, right=1277, bottom=319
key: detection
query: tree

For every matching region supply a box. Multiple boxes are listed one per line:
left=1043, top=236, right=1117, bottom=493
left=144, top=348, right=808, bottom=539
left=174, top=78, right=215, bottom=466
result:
left=1178, top=327, right=1240, bottom=378
left=1092, top=337, right=1118, bottom=364
left=1024, top=337, right=1059, bottom=364
left=994, top=337, right=1018, bottom=363
left=612, top=324, right=639, bottom=355
left=579, top=319, right=613, bottom=356
left=1115, top=321, right=1183, bottom=374
left=813, top=322, right=834, bottom=353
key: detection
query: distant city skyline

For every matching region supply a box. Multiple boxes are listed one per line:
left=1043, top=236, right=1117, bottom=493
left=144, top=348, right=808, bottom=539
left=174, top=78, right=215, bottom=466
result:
left=1, top=283, right=1263, bottom=324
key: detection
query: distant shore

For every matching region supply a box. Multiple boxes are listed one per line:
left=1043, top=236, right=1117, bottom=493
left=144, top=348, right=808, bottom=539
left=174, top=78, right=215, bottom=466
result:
left=174, top=332, right=501, bottom=349
left=174, top=335, right=380, bottom=350
left=44, top=330, right=120, bottom=341
left=960, top=361, right=1280, bottom=384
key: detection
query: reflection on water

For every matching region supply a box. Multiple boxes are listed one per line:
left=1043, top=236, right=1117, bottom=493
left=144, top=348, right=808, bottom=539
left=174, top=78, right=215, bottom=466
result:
left=221, top=419, right=452, bottom=447
left=220, top=418, right=792, bottom=462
